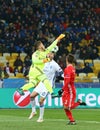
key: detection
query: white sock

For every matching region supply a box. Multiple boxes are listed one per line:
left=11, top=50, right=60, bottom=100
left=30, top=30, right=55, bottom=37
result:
left=39, top=104, right=44, bottom=119
left=30, top=98, right=36, bottom=113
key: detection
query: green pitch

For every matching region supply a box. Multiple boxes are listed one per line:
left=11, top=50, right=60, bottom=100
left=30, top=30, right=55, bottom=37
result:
left=0, top=109, right=100, bottom=130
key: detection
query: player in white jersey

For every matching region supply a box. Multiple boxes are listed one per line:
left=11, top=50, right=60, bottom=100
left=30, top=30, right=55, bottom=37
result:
left=28, top=47, right=63, bottom=122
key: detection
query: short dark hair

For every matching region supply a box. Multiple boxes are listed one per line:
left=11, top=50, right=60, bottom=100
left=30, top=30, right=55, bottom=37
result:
left=66, top=54, right=77, bottom=64
left=34, top=41, right=42, bottom=50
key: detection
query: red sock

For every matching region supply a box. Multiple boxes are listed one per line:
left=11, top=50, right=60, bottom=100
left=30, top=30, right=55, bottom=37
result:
left=71, top=102, right=80, bottom=109
left=64, top=109, right=75, bottom=122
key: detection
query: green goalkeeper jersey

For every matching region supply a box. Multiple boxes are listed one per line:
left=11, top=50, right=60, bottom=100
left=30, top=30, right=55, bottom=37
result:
left=32, top=39, right=58, bottom=70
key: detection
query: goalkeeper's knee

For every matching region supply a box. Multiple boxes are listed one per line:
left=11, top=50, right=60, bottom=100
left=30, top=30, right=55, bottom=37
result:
left=42, top=79, right=53, bottom=94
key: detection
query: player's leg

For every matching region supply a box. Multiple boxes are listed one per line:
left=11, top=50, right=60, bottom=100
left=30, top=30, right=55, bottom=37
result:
left=70, top=93, right=80, bottom=109
left=62, top=93, right=76, bottom=125
left=21, top=67, right=39, bottom=91
left=71, top=94, right=86, bottom=109
left=37, top=97, right=45, bottom=123
left=28, top=91, right=38, bottom=119
left=17, top=67, right=39, bottom=95
left=38, top=74, right=53, bottom=94
left=64, top=109, right=76, bottom=125
left=36, top=82, right=48, bottom=122
left=17, top=80, right=38, bottom=95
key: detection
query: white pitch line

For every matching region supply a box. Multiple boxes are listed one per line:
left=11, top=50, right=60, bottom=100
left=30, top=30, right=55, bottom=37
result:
left=46, top=119, right=100, bottom=124
left=0, top=118, right=100, bottom=124
left=80, top=120, right=100, bottom=124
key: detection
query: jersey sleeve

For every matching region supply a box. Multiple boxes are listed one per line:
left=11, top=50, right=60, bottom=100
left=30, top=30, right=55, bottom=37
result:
left=45, top=39, right=58, bottom=54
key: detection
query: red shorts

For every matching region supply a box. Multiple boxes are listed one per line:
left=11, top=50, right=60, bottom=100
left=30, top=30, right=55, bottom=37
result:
left=62, top=91, right=76, bottom=108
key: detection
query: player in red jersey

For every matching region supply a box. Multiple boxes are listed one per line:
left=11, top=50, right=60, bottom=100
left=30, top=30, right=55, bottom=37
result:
left=62, top=54, right=86, bottom=125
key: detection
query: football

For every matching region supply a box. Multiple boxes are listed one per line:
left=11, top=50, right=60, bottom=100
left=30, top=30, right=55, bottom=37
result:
left=52, top=46, right=59, bottom=53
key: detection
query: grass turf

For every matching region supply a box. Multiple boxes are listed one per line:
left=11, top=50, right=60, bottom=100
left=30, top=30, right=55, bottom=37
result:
left=0, top=108, right=100, bottom=130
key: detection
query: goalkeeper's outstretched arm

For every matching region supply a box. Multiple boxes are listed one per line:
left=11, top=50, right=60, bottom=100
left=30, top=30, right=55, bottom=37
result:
left=46, top=34, right=65, bottom=54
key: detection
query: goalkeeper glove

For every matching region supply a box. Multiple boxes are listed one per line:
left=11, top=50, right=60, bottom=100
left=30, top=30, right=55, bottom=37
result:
left=58, top=89, right=63, bottom=96
left=17, top=88, right=25, bottom=95
left=56, top=34, right=65, bottom=41
left=43, top=58, right=50, bottom=63
left=51, top=89, right=63, bottom=98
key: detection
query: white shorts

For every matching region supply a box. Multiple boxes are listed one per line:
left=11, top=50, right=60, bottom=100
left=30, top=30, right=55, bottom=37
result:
left=33, top=82, right=49, bottom=98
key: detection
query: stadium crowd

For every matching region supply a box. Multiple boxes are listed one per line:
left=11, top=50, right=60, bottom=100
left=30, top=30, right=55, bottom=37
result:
left=0, top=0, right=100, bottom=79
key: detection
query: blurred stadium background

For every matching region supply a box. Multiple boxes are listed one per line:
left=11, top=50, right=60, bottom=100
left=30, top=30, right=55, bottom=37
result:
left=0, top=0, right=100, bottom=129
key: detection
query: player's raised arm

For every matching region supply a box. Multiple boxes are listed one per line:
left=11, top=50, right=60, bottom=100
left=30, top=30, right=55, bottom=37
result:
left=46, top=34, right=65, bottom=54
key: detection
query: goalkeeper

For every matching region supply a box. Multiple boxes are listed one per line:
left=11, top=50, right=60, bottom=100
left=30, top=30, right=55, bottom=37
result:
left=17, top=34, right=65, bottom=95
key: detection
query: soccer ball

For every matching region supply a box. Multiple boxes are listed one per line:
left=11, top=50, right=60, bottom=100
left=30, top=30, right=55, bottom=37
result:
left=52, top=46, right=59, bottom=53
